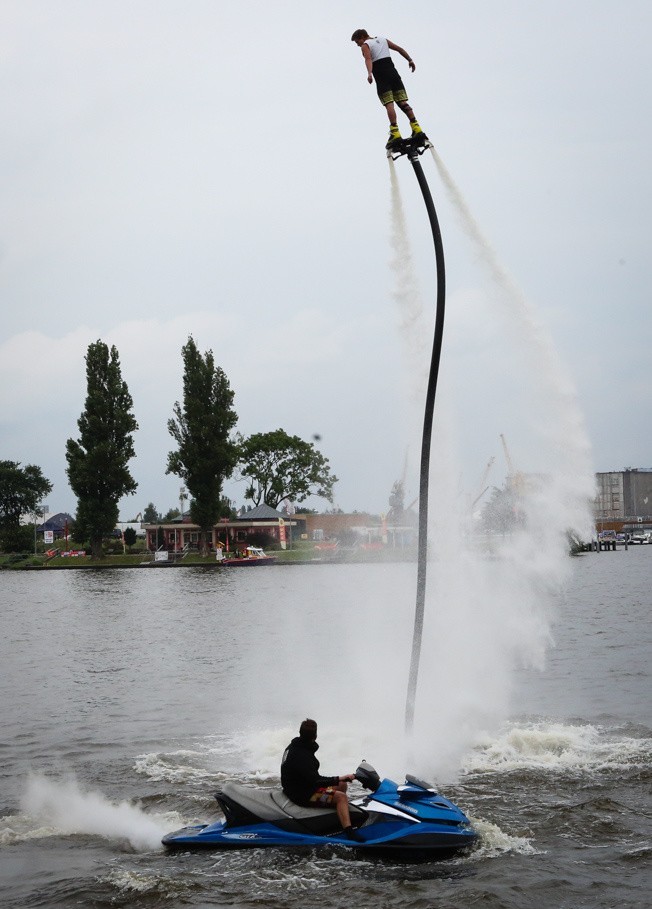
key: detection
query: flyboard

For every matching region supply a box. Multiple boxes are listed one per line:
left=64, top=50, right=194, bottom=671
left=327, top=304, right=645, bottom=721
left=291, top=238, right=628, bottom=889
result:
left=385, top=131, right=433, bottom=161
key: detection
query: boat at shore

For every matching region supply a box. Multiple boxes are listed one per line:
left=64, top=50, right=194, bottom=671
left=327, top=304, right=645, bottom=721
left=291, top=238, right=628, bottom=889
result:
left=217, top=546, right=277, bottom=566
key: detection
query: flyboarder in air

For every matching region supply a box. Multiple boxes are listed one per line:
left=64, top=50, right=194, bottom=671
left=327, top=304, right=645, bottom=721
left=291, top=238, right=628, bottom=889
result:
left=351, top=29, right=427, bottom=151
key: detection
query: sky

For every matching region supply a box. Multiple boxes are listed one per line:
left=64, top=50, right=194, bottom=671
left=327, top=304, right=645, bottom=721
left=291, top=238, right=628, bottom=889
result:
left=2, top=0, right=650, bottom=520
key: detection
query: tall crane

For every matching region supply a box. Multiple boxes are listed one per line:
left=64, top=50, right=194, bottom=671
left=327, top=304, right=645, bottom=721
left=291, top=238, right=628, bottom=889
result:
left=470, top=456, right=495, bottom=512
left=500, top=434, right=525, bottom=494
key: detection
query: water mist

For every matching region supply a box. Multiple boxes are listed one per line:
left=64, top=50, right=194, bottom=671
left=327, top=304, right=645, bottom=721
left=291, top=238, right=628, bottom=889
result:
left=387, top=151, right=595, bottom=780
left=20, top=775, right=168, bottom=850
left=389, top=160, right=429, bottom=392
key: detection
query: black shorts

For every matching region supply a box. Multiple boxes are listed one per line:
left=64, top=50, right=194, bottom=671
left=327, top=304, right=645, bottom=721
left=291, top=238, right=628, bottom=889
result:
left=372, top=57, right=408, bottom=106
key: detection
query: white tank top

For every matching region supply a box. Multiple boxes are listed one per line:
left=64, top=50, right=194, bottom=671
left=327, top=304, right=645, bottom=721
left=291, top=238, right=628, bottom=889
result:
left=365, top=36, right=390, bottom=63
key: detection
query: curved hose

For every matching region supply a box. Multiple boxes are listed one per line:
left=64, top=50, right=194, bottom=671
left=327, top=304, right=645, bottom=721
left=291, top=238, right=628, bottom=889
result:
left=404, top=155, right=446, bottom=735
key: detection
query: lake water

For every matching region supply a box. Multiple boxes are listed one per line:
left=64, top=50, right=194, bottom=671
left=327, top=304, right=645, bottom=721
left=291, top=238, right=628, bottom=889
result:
left=1, top=550, right=650, bottom=909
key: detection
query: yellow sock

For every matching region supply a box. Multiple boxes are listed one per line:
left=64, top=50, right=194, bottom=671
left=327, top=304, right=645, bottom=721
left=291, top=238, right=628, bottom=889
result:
left=411, top=120, right=423, bottom=134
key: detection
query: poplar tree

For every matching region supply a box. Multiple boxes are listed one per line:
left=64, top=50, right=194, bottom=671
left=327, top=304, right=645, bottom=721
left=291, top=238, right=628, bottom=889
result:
left=166, top=337, right=238, bottom=553
left=66, top=340, right=138, bottom=558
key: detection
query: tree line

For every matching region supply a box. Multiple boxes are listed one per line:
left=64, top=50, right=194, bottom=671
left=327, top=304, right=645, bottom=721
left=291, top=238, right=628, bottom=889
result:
left=1, top=337, right=337, bottom=557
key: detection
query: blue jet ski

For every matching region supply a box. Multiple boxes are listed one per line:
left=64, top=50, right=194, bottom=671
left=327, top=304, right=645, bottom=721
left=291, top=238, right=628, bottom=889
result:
left=162, top=761, right=478, bottom=860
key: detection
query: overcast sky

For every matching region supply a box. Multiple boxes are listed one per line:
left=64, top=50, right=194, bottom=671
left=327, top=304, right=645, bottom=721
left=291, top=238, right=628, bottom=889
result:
left=2, top=1, right=650, bottom=519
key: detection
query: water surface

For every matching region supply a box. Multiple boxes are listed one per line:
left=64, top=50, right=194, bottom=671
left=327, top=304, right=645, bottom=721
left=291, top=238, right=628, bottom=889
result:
left=1, top=551, right=650, bottom=908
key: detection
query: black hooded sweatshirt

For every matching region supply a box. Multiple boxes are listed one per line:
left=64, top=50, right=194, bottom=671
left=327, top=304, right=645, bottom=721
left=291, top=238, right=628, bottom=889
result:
left=280, top=736, right=339, bottom=805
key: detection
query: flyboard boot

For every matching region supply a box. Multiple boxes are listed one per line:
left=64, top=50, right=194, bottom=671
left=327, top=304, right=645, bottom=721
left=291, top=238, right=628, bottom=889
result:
left=410, top=121, right=430, bottom=149
left=385, top=124, right=403, bottom=151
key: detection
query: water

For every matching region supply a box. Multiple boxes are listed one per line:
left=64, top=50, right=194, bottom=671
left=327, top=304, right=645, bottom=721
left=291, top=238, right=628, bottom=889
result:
left=1, top=555, right=650, bottom=908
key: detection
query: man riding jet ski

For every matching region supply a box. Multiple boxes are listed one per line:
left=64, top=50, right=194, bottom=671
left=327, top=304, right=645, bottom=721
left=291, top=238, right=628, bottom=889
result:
left=280, top=718, right=362, bottom=840
left=162, top=720, right=478, bottom=859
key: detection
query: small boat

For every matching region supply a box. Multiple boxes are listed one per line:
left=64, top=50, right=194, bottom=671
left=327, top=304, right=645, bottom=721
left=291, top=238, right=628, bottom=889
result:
left=218, top=546, right=277, bottom=566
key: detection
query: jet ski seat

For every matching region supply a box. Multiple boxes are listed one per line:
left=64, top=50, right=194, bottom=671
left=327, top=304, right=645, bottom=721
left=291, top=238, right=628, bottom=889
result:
left=219, top=783, right=290, bottom=822
left=217, top=782, right=366, bottom=832
left=270, top=789, right=367, bottom=823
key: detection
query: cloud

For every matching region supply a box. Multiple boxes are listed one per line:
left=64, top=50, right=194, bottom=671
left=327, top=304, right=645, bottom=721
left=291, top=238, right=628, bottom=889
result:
left=1, top=1, right=651, bottom=515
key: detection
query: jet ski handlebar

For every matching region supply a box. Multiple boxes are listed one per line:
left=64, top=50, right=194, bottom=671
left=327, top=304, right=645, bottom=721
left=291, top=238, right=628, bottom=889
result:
left=354, top=760, right=381, bottom=792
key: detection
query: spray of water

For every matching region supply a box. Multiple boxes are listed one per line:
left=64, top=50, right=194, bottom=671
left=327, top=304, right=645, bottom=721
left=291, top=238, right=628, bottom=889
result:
left=389, top=160, right=429, bottom=390
left=429, top=145, right=595, bottom=540
left=382, top=149, right=596, bottom=779
left=21, top=775, right=167, bottom=850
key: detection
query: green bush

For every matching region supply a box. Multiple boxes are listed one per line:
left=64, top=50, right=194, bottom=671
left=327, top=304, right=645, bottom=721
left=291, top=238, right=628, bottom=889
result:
left=0, top=524, right=36, bottom=553
left=123, top=527, right=138, bottom=548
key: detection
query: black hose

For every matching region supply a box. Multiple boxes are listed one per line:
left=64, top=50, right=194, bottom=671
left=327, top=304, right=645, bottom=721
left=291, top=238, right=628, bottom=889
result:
left=404, top=153, right=446, bottom=735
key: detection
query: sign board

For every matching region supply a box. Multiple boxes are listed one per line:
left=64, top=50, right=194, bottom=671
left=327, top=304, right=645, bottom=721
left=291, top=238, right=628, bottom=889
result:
left=155, top=551, right=168, bottom=562
left=44, top=530, right=54, bottom=544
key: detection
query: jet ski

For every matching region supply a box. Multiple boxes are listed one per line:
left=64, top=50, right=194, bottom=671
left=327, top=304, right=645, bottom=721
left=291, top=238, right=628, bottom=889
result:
left=162, top=761, right=478, bottom=860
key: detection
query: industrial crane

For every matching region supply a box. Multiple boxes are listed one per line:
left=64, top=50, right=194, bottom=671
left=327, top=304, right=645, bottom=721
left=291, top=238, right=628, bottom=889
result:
left=499, top=434, right=525, bottom=494
left=470, top=456, right=495, bottom=512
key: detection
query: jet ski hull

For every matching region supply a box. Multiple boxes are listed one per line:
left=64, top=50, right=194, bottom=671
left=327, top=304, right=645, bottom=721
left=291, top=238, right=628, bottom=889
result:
left=162, top=818, right=477, bottom=858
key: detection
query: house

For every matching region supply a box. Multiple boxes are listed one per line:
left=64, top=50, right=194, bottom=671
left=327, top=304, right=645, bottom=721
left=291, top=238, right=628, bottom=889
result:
left=36, top=512, right=74, bottom=542
left=144, top=504, right=296, bottom=552
left=289, top=511, right=417, bottom=548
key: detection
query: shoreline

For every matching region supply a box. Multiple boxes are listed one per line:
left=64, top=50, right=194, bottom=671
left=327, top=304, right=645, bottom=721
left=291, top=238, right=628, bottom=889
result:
left=4, top=551, right=419, bottom=571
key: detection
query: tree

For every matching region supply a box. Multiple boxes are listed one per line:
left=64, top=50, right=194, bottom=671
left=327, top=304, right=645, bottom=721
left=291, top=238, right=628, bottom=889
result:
left=237, top=429, right=338, bottom=508
left=387, top=479, right=405, bottom=524
left=142, top=502, right=160, bottom=523
left=66, top=340, right=138, bottom=559
left=167, top=337, right=238, bottom=553
left=0, top=461, right=52, bottom=531
left=123, top=526, right=137, bottom=549
left=481, top=485, right=524, bottom=535
left=2, top=524, right=35, bottom=553
left=155, top=525, right=166, bottom=549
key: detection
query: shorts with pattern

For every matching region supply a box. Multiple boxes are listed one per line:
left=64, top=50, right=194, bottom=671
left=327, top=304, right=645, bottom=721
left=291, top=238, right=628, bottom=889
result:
left=373, top=57, right=408, bottom=106
left=309, top=786, right=336, bottom=807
